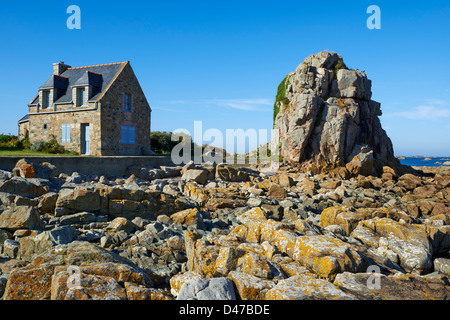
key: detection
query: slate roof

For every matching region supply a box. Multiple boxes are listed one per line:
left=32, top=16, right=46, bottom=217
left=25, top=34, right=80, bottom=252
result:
left=73, top=71, right=103, bottom=88
left=39, top=74, right=69, bottom=90
left=31, top=62, right=127, bottom=106
left=18, top=114, right=29, bottom=123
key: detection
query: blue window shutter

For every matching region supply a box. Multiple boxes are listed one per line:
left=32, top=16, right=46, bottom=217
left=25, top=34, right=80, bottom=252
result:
left=62, top=124, right=71, bottom=143
left=129, top=126, right=135, bottom=144
left=62, top=125, right=66, bottom=143
left=66, top=125, right=71, bottom=143
left=121, top=126, right=135, bottom=144
left=121, top=126, right=127, bottom=144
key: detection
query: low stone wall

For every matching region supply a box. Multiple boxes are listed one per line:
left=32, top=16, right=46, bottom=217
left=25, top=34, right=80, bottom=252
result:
left=0, top=156, right=174, bottom=177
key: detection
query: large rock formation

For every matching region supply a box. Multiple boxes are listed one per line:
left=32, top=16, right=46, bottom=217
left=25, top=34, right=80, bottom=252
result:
left=273, top=51, right=403, bottom=176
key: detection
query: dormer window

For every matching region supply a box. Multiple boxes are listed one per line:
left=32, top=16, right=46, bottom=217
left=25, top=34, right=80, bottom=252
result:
left=43, top=90, right=51, bottom=109
left=124, top=93, right=132, bottom=112
left=76, top=87, right=86, bottom=107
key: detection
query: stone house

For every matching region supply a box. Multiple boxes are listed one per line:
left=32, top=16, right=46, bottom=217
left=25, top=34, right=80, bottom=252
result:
left=18, top=61, right=152, bottom=156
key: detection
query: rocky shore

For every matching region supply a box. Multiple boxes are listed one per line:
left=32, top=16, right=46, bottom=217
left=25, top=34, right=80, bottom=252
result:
left=0, top=158, right=449, bottom=300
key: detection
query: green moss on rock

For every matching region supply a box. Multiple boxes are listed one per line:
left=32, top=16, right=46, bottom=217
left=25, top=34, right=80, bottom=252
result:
left=273, top=75, right=291, bottom=127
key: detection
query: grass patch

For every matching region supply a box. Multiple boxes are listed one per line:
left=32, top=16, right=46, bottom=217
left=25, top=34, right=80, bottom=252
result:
left=333, top=60, right=348, bottom=79
left=0, top=133, right=80, bottom=157
left=273, top=75, right=291, bottom=127
left=0, top=147, right=80, bottom=157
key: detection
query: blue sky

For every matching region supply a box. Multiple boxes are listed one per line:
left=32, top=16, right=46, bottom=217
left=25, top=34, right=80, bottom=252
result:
left=1, top=0, right=449, bottom=156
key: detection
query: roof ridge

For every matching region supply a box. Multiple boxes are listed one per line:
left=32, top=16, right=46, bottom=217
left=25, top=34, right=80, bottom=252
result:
left=67, top=62, right=127, bottom=70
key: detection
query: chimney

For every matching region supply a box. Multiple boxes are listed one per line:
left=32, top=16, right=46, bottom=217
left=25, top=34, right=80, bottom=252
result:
left=53, top=62, right=71, bottom=75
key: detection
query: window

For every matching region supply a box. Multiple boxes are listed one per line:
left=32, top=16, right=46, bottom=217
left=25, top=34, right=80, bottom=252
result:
left=76, top=87, right=85, bottom=107
left=121, top=126, right=135, bottom=145
left=61, top=124, right=71, bottom=143
left=43, top=90, right=50, bottom=109
left=124, top=94, right=132, bottom=112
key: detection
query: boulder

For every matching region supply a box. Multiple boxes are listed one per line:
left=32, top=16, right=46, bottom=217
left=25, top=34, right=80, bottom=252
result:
left=66, top=172, right=83, bottom=184
left=55, top=187, right=101, bottom=214
left=18, top=226, right=79, bottom=261
left=106, top=217, right=137, bottom=233
left=320, top=206, right=405, bottom=236
left=124, top=283, right=172, bottom=300
left=50, top=266, right=127, bottom=300
left=351, top=217, right=432, bottom=274
left=292, top=235, right=369, bottom=279
left=0, top=177, right=47, bottom=198
left=37, top=192, right=58, bottom=214
left=181, top=169, right=208, bottom=185
left=3, top=241, right=156, bottom=300
left=170, top=271, right=203, bottom=298
left=227, top=271, right=275, bottom=300
left=397, top=173, right=422, bottom=191
left=59, top=212, right=97, bottom=226
left=0, top=206, right=43, bottom=232
left=334, top=272, right=450, bottom=300
left=13, top=159, right=57, bottom=180
left=272, top=51, right=403, bottom=176
left=2, top=239, right=20, bottom=258
left=216, top=165, right=249, bottom=182
left=278, top=174, right=294, bottom=187
left=434, top=258, right=450, bottom=276
left=170, top=208, right=204, bottom=229
left=265, top=274, right=354, bottom=300
left=0, top=229, right=13, bottom=246
left=183, top=183, right=209, bottom=207
left=267, top=184, right=287, bottom=200
left=176, top=277, right=236, bottom=300
left=0, top=170, right=13, bottom=181
left=345, top=145, right=383, bottom=177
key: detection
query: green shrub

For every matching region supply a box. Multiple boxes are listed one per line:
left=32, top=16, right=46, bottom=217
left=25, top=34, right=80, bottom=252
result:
left=43, top=136, right=65, bottom=154
left=333, top=60, right=348, bottom=79
left=21, top=138, right=32, bottom=150
left=150, top=131, right=179, bottom=155
left=3, top=138, right=22, bottom=149
left=0, top=134, right=17, bottom=145
left=31, top=140, right=46, bottom=152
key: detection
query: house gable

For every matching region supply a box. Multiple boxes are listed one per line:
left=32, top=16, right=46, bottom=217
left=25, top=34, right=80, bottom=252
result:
left=97, top=62, right=152, bottom=156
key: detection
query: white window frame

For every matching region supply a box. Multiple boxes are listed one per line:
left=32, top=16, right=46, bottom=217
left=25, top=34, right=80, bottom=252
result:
left=43, top=90, right=50, bottom=109
left=76, top=87, right=86, bottom=107
left=121, top=125, right=135, bottom=145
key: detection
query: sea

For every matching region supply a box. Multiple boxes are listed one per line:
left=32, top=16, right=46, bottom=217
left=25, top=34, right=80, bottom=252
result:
left=399, top=157, right=450, bottom=167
